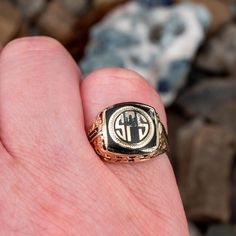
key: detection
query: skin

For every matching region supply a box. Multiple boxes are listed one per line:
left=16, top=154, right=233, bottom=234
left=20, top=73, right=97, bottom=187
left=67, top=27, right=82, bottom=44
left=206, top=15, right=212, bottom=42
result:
left=0, top=37, right=188, bottom=236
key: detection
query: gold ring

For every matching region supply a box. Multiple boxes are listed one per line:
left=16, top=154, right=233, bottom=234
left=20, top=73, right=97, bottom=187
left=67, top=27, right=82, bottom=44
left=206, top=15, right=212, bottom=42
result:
left=88, top=102, right=168, bottom=163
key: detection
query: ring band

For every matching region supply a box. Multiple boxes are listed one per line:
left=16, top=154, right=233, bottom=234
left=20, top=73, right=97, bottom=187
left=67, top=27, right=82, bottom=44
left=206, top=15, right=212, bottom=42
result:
left=88, top=102, right=168, bottom=163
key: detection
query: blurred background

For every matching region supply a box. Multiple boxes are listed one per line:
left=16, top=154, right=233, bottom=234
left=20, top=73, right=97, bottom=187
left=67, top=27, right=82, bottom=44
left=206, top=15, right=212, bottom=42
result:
left=0, top=0, right=236, bottom=235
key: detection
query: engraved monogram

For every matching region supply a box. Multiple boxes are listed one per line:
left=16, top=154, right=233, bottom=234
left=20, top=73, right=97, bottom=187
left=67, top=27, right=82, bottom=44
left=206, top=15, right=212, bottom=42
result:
left=114, top=111, right=149, bottom=143
left=108, top=106, right=155, bottom=149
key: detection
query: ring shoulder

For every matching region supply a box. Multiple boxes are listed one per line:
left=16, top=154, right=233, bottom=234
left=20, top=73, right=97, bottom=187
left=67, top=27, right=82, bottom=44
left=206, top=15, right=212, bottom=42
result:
left=158, top=122, right=169, bottom=155
left=88, top=112, right=103, bottom=142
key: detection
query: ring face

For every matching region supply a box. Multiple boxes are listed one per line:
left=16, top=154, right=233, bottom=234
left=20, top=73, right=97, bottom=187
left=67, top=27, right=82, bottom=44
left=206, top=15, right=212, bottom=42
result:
left=108, top=106, right=155, bottom=149
left=88, top=102, right=168, bottom=163
left=104, top=102, right=159, bottom=154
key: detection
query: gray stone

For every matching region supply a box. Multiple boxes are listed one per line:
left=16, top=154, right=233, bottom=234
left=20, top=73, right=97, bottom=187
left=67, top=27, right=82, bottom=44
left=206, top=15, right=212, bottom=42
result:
left=136, top=0, right=173, bottom=7
left=80, top=52, right=124, bottom=75
left=177, top=79, right=236, bottom=136
left=196, top=24, right=236, bottom=75
left=89, top=28, right=140, bottom=53
left=177, top=119, right=235, bottom=222
left=206, top=224, right=236, bottom=236
left=80, top=1, right=210, bottom=105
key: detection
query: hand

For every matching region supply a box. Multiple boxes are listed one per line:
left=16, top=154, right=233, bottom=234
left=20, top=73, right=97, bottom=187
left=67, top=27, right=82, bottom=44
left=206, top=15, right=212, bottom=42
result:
left=0, top=37, right=188, bottom=236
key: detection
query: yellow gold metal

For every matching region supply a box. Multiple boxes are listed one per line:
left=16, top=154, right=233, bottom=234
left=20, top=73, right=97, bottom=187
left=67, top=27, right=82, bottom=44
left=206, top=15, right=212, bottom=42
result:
left=88, top=105, right=169, bottom=163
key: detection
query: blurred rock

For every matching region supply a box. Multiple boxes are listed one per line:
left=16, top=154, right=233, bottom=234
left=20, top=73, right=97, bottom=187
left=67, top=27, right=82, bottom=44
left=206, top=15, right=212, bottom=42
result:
left=57, top=0, right=89, bottom=15
left=0, top=1, right=22, bottom=45
left=16, top=0, right=46, bottom=20
left=93, top=0, right=125, bottom=6
left=135, top=0, right=173, bottom=7
left=196, top=24, right=236, bottom=75
left=189, top=222, right=202, bottom=236
left=206, top=224, right=236, bottom=236
left=80, top=2, right=210, bottom=105
left=177, top=119, right=235, bottom=222
left=177, top=80, right=236, bottom=136
left=176, top=0, right=232, bottom=34
left=37, top=0, right=77, bottom=43
left=179, top=77, right=236, bottom=151
left=206, top=100, right=236, bottom=139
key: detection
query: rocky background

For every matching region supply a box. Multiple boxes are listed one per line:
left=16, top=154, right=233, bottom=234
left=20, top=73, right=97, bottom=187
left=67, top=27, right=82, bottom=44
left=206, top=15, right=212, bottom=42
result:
left=0, top=0, right=236, bottom=235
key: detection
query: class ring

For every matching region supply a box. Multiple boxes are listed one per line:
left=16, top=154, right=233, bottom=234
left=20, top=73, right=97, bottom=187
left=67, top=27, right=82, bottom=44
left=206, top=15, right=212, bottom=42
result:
left=87, top=102, right=169, bottom=163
